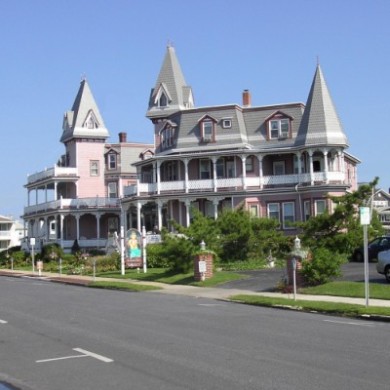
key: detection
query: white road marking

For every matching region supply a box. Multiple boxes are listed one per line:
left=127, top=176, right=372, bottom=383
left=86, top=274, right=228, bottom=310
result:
left=0, top=319, right=8, bottom=324
left=36, top=348, right=113, bottom=363
left=198, top=303, right=224, bottom=307
left=324, top=319, right=374, bottom=327
left=36, top=354, right=88, bottom=363
left=73, top=348, right=114, bottom=363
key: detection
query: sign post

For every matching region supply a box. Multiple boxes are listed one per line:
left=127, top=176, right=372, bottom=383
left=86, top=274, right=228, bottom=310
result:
left=30, top=237, right=36, bottom=273
left=360, top=207, right=370, bottom=307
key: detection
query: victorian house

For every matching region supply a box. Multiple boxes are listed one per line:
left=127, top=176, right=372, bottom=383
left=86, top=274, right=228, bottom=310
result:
left=121, top=46, right=359, bottom=234
left=22, top=79, right=153, bottom=252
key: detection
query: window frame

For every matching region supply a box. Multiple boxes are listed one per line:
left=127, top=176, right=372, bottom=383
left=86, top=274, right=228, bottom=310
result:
left=90, top=160, right=100, bottom=177
left=314, top=199, right=327, bottom=216
left=268, top=117, right=291, bottom=140
left=222, top=118, right=232, bottom=129
left=267, top=203, right=280, bottom=225
left=282, top=202, right=295, bottom=229
left=245, top=156, right=254, bottom=173
left=200, top=159, right=211, bottom=179
left=108, top=182, right=118, bottom=198
left=303, top=200, right=311, bottom=221
left=108, top=153, right=117, bottom=170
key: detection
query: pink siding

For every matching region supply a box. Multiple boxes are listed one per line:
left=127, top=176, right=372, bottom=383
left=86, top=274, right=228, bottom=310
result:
left=76, top=142, right=106, bottom=197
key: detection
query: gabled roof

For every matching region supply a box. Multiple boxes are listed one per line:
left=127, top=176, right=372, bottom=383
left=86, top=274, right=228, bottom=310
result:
left=146, top=45, right=194, bottom=119
left=296, top=65, right=348, bottom=147
left=61, top=79, right=109, bottom=143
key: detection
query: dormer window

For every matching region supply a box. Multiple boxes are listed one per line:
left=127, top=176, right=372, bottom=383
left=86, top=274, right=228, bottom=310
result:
left=108, top=153, right=117, bottom=170
left=83, top=110, right=99, bottom=129
left=161, top=127, right=175, bottom=149
left=159, top=92, right=168, bottom=107
left=198, top=115, right=217, bottom=143
left=270, top=119, right=289, bottom=139
left=266, top=111, right=292, bottom=140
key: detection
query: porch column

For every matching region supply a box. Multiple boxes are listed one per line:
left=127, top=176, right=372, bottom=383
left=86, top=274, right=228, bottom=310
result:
left=212, top=198, right=219, bottom=220
left=184, top=158, right=189, bottom=193
left=156, top=160, right=162, bottom=195
left=257, top=154, right=263, bottom=189
left=44, top=216, right=49, bottom=241
left=60, top=214, right=64, bottom=248
left=211, top=157, right=218, bottom=192
left=323, top=149, right=329, bottom=184
left=241, top=155, right=247, bottom=190
left=157, top=200, right=164, bottom=230
left=137, top=201, right=142, bottom=231
left=184, top=199, right=191, bottom=227
left=75, top=214, right=80, bottom=240
left=308, top=150, right=314, bottom=185
left=96, top=213, right=101, bottom=239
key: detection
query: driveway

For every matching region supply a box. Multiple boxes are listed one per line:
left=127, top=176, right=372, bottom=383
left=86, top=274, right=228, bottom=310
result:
left=216, top=262, right=384, bottom=292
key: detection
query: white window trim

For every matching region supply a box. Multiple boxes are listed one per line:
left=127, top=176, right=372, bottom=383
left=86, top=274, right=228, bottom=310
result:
left=282, top=202, right=295, bottom=229
left=267, top=203, right=280, bottom=224
left=314, top=199, right=327, bottom=216
left=269, top=118, right=289, bottom=139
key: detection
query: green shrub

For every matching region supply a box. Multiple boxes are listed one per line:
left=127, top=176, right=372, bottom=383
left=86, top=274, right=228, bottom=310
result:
left=301, top=247, right=345, bottom=286
left=146, top=243, right=169, bottom=268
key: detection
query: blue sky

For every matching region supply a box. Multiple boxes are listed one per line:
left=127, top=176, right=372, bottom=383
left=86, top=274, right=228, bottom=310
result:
left=0, top=0, right=389, bottom=219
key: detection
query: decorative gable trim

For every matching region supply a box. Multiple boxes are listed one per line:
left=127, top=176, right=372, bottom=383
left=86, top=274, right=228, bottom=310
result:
left=153, top=83, right=172, bottom=107
left=140, top=148, right=155, bottom=160
left=83, top=110, right=100, bottom=129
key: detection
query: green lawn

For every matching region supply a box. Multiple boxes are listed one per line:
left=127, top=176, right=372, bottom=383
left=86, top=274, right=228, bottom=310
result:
left=97, top=268, right=246, bottom=287
left=301, top=281, right=390, bottom=300
left=230, top=294, right=390, bottom=317
left=88, top=281, right=162, bottom=292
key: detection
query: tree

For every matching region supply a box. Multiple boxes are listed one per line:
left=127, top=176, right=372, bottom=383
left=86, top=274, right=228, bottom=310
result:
left=299, top=177, right=384, bottom=256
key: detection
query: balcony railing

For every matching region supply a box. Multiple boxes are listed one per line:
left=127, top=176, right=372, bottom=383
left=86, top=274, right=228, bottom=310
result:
left=24, top=197, right=120, bottom=215
left=27, top=166, right=78, bottom=185
left=123, top=171, right=347, bottom=197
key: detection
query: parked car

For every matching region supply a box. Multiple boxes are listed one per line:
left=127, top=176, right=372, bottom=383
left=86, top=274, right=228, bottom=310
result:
left=377, top=249, right=390, bottom=282
left=352, top=236, right=390, bottom=262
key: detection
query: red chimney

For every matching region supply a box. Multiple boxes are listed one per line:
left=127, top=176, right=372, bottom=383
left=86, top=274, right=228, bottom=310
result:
left=119, top=132, right=127, bottom=143
left=242, top=89, right=251, bottom=107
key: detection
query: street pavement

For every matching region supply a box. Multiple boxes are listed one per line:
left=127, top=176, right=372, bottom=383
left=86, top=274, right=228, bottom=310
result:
left=1, top=262, right=389, bottom=308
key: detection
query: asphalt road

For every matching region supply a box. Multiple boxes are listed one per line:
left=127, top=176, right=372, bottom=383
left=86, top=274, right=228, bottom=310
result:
left=217, top=262, right=385, bottom=292
left=1, top=276, right=390, bottom=390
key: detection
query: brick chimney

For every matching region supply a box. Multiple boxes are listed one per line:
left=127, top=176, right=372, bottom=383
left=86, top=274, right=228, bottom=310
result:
left=242, top=89, right=251, bottom=107
left=119, top=132, right=127, bottom=143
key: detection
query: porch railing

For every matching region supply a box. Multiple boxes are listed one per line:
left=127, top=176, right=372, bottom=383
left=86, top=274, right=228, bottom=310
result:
left=27, top=166, right=78, bottom=184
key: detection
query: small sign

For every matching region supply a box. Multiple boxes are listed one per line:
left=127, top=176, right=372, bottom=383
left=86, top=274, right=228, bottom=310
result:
left=198, top=261, right=207, bottom=273
left=125, top=229, right=143, bottom=268
left=360, top=207, right=370, bottom=225
left=30, top=237, right=36, bottom=246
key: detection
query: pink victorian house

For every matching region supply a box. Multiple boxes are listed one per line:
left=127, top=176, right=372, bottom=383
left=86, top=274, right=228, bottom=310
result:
left=23, top=79, right=153, bottom=252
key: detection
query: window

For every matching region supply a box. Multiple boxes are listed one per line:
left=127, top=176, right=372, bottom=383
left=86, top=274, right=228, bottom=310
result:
left=222, top=119, right=232, bottom=128
left=267, top=203, right=280, bottom=223
left=202, top=121, right=213, bottom=141
left=273, top=161, right=285, bottom=175
left=269, top=119, right=289, bottom=139
left=108, top=153, right=117, bottom=170
left=84, top=111, right=98, bottom=129
left=249, top=204, right=258, bottom=217
left=245, top=156, right=254, bottom=173
left=161, top=127, right=175, bottom=149
left=90, top=160, right=99, bottom=176
left=282, top=202, right=295, bottom=229
left=315, top=199, right=327, bottom=215
left=159, top=93, right=167, bottom=107
left=216, top=158, right=225, bottom=178
left=303, top=200, right=311, bottom=221
left=108, top=182, right=117, bottom=198
left=293, top=155, right=305, bottom=174
left=200, top=159, right=211, bottom=179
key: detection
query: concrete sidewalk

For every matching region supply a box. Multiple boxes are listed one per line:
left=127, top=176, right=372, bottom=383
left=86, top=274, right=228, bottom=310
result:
left=1, top=268, right=390, bottom=308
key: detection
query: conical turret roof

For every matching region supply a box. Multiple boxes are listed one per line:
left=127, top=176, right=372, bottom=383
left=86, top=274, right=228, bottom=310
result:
left=61, top=79, right=109, bottom=143
left=146, top=45, right=194, bottom=119
left=296, top=65, right=348, bottom=147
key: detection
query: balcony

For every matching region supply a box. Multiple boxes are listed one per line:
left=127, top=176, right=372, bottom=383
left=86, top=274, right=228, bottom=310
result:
left=27, top=166, right=78, bottom=185
left=24, top=197, right=121, bottom=215
left=123, top=171, right=347, bottom=197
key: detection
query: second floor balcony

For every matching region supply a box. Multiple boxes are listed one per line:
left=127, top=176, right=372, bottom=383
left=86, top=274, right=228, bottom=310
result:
left=24, top=197, right=120, bottom=216
left=27, top=166, right=78, bottom=185
left=124, top=171, right=347, bottom=197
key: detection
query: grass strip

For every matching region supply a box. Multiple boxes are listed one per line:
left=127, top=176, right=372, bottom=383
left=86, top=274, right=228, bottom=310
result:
left=230, top=294, right=390, bottom=318
left=88, top=281, right=162, bottom=292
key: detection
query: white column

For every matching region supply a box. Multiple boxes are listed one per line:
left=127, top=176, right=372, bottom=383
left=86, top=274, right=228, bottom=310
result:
left=76, top=215, right=80, bottom=240
left=309, top=151, right=314, bottom=185
left=212, top=157, right=218, bottom=192
left=156, top=160, right=162, bottom=195
left=157, top=200, right=163, bottom=230
left=54, top=182, right=58, bottom=201
left=213, top=198, right=219, bottom=220
left=257, top=154, right=263, bottom=189
left=96, top=213, right=100, bottom=239
left=241, top=155, right=247, bottom=189
left=184, top=158, right=189, bottom=193
left=137, top=201, right=142, bottom=231
left=323, top=149, right=329, bottom=184
left=60, top=214, right=64, bottom=248
left=184, top=199, right=191, bottom=227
